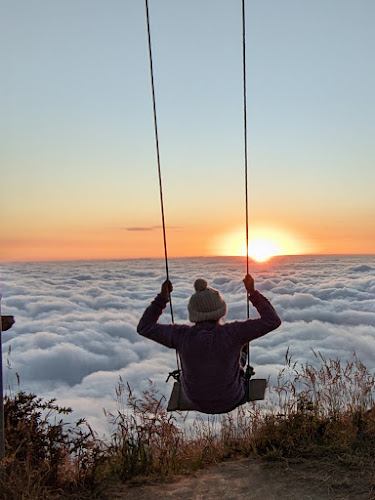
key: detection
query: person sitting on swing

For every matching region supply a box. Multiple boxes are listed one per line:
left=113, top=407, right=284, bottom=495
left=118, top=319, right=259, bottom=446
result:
left=137, top=274, right=281, bottom=414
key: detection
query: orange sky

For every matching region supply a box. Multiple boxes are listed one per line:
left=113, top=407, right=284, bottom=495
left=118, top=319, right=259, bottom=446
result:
left=1, top=175, right=373, bottom=262
left=1, top=215, right=373, bottom=263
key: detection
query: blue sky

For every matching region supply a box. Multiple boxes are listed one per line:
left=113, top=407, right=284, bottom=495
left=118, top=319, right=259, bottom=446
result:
left=1, top=0, right=374, bottom=261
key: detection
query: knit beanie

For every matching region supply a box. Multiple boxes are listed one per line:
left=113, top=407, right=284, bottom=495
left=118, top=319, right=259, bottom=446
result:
left=188, top=278, right=227, bottom=323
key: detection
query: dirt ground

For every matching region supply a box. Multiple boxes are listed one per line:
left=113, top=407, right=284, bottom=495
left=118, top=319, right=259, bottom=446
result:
left=108, top=457, right=374, bottom=500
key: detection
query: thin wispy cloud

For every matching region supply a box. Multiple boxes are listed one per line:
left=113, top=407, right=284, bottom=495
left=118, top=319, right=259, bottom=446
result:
left=126, top=226, right=160, bottom=231
left=125, top=226, right=182, bottom=231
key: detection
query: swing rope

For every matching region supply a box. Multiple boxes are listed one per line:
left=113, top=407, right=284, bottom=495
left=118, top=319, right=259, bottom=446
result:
left=145, top=0, right=174, bottom=325
left=242, top=0, right=254, bottom=382
left=145, top=0, right=182, bottom=382
left=242, top=0, right=250, bottom=320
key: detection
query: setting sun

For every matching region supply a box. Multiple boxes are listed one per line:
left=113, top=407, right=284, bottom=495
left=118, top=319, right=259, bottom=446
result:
left=212, top=227, right=308, bottom=261
left=246, top=237, right=283, bottom=262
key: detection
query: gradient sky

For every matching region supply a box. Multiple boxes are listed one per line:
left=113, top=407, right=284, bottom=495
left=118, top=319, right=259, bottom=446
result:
left=1, top=0, right=374, bottom=261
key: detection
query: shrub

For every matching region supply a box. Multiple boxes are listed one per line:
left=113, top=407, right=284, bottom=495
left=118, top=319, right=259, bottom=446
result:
left=0, top=392, right=103, bottom=500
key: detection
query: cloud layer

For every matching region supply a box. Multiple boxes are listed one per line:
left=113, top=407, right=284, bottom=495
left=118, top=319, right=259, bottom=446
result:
left=2, top=255, right=374, bottom=435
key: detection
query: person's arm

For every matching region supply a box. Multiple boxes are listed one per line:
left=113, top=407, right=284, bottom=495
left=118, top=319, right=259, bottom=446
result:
left=233, top=274, right=281, bottom=343
left=137, top=280, right=184, bottom=349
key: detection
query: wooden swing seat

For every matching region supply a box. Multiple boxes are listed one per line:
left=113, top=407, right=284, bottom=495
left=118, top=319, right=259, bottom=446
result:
left=167, top=378, right=267, bottom=412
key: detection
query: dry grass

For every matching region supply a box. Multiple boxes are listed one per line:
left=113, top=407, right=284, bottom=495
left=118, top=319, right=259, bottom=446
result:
left=252, top=349, right=375, bottom=459
left=1, top=351, right=375, bottom=499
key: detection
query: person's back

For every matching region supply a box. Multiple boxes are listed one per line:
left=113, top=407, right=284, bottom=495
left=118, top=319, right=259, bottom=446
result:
left=176, top=320, right=250, bottom=413
left=137, top=274, right=281, bottom=414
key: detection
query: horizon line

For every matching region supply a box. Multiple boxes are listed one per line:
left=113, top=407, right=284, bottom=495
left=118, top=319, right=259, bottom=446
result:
left=1, top=253, right=374, bottom=265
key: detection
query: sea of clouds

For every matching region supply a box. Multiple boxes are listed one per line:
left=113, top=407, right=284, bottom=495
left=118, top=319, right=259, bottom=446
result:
left=1, top=255, right=375, bottom=436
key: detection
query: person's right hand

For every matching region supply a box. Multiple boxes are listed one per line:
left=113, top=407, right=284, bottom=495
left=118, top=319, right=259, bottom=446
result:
left=243, top=274, right=255, bottom=294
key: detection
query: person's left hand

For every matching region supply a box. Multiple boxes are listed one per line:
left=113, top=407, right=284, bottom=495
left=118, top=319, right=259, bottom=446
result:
left=161, top=279, right=173, bottom=300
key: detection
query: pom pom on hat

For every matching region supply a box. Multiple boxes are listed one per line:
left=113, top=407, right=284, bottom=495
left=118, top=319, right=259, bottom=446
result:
left=188, top=279, right=227, bottom=323
left=194, top=278, right=208, bottom=292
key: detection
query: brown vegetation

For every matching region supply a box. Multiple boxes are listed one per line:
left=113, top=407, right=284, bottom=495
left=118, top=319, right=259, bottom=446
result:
left=1, top=352, right=374, bottom=499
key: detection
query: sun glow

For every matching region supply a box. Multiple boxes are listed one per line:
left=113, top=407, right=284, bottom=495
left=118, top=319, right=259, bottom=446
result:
left=213, top=227, right=307, bottom=262
left=246, top=237, right=283, bottom=262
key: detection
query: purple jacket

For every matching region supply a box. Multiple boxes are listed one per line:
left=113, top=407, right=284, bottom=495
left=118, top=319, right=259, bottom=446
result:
left=137, top=290, right=281, bottom=414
